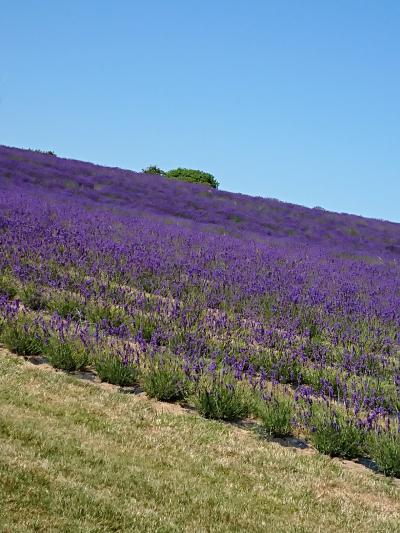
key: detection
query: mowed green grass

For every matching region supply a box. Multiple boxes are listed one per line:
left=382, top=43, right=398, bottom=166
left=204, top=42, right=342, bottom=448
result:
left=0, top=351, right=399, bottom=533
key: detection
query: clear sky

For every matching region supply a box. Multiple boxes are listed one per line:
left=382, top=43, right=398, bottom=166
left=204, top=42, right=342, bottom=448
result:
left=1, top=1, right=399, bottom=222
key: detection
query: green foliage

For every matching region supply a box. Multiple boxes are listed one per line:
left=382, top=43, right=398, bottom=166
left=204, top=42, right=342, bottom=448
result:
left=301, top=366, right=342, bottom=396
left=192, top=374, right=251, bottom=421
left=86, top=301, right=128, bottom=327
left=257, top=393, right=294, bottom=437
left=133, top=314, right=158, bottom=342
left=308, top=405, right=365, bottom=459
left=263, top=352, right=303, bottom=385
left=46, top=292, right=85, bottom=320
left=142, top=165, right=166, bottom=175
left=141, top=166, right=219, bottom=188
left=19, top=283, right=47, bottom=310
left=1, top=316, right=45, bottom=356
left=94, top=351, right=138, bottom=387
left=367, top=429, right=400, bottom=477
left=0, top=272, right=19, bottom=299
left=44, top=336, right=89, bottom=371
left=141, top=354, right=190, bottom=401
left=166, top=168, right=219, bottom=189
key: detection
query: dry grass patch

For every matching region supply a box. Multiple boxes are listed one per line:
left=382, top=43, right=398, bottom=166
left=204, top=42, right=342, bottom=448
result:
left=0, top=351, right=399, bottom=533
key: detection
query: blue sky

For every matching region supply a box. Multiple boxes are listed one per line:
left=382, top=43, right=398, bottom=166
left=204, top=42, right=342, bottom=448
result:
left=1, top=1, right=399, bottom=222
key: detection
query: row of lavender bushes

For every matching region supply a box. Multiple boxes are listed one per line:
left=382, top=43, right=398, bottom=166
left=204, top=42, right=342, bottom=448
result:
left=0, top=297, right=399, bottom=478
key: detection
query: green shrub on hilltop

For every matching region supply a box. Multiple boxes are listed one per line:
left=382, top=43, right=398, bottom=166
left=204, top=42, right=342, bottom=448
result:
left=166, top=168, right=219, bottom=189
left=142, top=165, right=219, bottom=188
left=142, top=165, right=166, bottom=175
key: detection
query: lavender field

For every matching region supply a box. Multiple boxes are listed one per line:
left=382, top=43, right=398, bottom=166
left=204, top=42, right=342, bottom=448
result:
left=1, top=145, right=400, bottom=476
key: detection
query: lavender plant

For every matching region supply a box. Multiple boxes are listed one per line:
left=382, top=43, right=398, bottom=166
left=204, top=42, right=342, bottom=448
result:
left=308, top=404, right=366, bottom=459
left=20, top=282, right=47, bottom=310
left=140, top=352, right=190, bottom=402
left=94, top=350, right=138, bottom=387
left=0, top=272, right=19, bottom=299
left=1, top=145, right=400, bottom=475
left=257, top=392, right=294, bottom=438
left=44, top=336, right=89, bottom=372
left=1, top=316, right=45, bottom=356
left=367, top=427, right=400, bottom=477
left=192, top=373, right=252, bottom=421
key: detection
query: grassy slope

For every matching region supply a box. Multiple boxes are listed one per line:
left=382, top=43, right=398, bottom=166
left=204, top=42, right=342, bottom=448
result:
left=0, top=351, right=399, bottom=533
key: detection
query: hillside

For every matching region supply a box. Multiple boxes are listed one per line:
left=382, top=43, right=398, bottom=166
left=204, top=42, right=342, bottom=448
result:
left=1, top=145, right=400, bottom=257
left=0, top=145, right=400, bottom=531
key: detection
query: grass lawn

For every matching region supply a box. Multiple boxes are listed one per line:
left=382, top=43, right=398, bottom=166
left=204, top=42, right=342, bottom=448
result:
left=0, top=350, right=399, bottom=533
